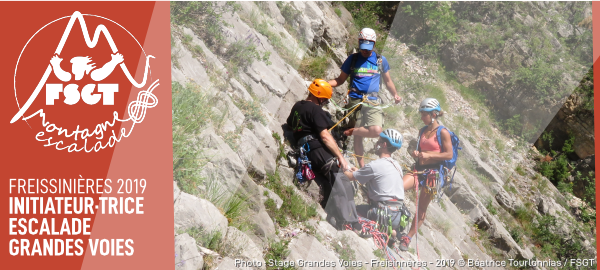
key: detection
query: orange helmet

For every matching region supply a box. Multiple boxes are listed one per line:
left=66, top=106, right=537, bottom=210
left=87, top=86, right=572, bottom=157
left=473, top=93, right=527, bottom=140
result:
left=308, top=79, right=333, bottom=99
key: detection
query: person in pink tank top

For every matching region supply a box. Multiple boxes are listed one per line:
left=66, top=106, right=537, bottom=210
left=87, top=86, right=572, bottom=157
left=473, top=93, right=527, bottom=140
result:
left=398, top=98, right=454, bottom=251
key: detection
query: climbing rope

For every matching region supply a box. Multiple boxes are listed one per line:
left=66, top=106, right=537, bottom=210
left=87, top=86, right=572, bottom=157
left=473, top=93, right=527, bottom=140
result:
left=328, top=102, right=362, bottom=131
left=402, top=164, right=440, bottom=197
left=413, top=166, right=421, bottom=263
left=346, top=217, right=422, bottom=270
left=328, top=95, right=394, bottom=132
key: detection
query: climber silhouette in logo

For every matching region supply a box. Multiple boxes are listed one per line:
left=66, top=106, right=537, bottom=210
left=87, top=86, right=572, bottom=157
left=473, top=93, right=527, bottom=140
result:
left=49, top=53, right=125, bottom=82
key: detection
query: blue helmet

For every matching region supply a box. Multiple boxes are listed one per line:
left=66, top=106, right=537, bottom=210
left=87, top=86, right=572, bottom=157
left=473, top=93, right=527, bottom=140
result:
left=419, top=98, right=441, bottom=112
left=380, top=129, right=403, bottom=149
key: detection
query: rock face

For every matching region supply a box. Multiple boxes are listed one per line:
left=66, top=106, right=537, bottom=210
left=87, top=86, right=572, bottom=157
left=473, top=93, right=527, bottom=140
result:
left=286, top=233, right=344, bottom=270
left=175, top=234, right=204, bottom=270
left=222, top=227, right=266, bottom=270
left=174, top=192, right=228, bottom=234
left=171, top=2, right=595, bottom=268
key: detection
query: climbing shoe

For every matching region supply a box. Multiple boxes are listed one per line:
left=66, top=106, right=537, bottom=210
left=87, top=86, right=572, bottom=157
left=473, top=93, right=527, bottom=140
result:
left=398, top=234, right=411, bottom=251
left=352, top=222, right=372, bottom=238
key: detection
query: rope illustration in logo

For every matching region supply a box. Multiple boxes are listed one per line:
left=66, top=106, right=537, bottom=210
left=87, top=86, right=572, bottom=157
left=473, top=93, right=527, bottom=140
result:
left=122, top=80, right=159, bottom=124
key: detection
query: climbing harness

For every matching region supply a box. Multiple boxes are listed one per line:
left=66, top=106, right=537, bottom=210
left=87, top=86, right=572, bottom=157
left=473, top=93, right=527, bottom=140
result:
left=367, top=201, right=411, bottom=238
left=328, top=95, right=392, bottom=133
left=412, top=125, right=462, bottom=203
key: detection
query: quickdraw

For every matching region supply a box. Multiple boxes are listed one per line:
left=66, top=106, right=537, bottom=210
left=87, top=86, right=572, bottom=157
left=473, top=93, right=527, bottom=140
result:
left=402, top=164, right=454, bottom=203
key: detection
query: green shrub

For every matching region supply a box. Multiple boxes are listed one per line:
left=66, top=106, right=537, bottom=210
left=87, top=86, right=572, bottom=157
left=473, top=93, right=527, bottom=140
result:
left=532, top=215, right=587, bottom=260
left=223, top=39, right=271, bottom=74
left=509, top=227, right=522, bottom=245
left=515, top=165, right=526, bottom=176
left=172, top=82, right=213, bottom=195
left=513, top=206, right=531, bottom=224
left=494, top=139, right=505, bottom=153
left=186, top=227, right=223, bottom=253
left=334, top=7, right=342, bottom=17
left=333, top=236, right=356, bottom=264
left=235, top=98, right=266, bottom=124
left=574, top=67, right=594, bottom=111
left=557, top=180, right=573, bottom=194
left=342, top=2, right=398, bottom=52
left=171, top=2, right=240, bottom=49
left=579, top=171, right=596, bottom=207
left=538, top=155, right=570, bottom=187
left=512, top=59, right=565, bottom=103
left=485, top=199, right=498, bottom=215
left=502, top=114, right=522, bottom=137
left=299, top=53, right=329, bottom=79
left=264, top=172, right=318, bottom=227
left=264, top=240, right=294, bottom=270
left=398, top=2, right=458, bottom=58
left=562, top=134, right=576, bottom=154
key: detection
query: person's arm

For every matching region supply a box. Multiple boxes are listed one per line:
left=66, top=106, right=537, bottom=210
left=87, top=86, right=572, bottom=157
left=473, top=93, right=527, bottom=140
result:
left=50, top=55, right=72, bottom=82
left=319, top=129, right=348, bottom=170
left=91, top=53, right=124, bottom=81
left=382, top=71, right=401, bottom=104
left=328, top=55, right=352, bottom=87
left=347, top=165, right=374, bottom=185
left=419, top=129, right=453, bottom=162
left=328, top=71, right=349, bottom=88
left=344, top=167, right=358, bottom=181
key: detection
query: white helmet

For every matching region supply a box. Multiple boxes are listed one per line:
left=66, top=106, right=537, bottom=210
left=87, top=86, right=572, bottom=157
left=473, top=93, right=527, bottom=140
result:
left=380, top=129, right=403, bottom=149
left=358, top=28, right=377, bottom=42
left=419, top=98, right=441, bottom=112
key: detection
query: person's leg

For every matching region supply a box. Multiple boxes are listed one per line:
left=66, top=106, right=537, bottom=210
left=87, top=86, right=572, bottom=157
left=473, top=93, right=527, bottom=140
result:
left=312, top=172, right=331, bottom=209
left=353, top=135, right=365, bottom=168
left=308, top=148, right=335, bottom=225
left=351, top=125, right=383, bottom=138
left=352, top=105, right=383, bottom=138
left=407, top=189, right=432, bottom=239
left=403, top=173, right=416, bottom=191
left=351, top=105, right=383, bottom=167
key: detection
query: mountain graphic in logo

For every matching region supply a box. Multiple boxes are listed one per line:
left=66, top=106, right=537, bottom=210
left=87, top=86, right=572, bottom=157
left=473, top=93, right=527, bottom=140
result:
left=11, top=11, right=159, bottom=153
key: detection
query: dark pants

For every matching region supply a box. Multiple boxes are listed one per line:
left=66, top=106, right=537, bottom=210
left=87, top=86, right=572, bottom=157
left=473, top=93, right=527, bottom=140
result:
left=308, top=147, right=358, bottom=227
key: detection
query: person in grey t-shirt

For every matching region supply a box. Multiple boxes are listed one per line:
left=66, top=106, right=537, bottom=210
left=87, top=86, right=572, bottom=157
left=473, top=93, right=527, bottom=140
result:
left=344, top=129, right=408, bottom=244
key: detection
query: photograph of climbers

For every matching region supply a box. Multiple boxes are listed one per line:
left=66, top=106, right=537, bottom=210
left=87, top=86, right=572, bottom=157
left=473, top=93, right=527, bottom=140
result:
left=171, top=2, right=596, bottom=269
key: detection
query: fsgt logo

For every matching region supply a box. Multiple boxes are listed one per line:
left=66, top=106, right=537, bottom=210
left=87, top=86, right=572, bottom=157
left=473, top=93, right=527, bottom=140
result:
left=10, top=11, right=159, bottom=152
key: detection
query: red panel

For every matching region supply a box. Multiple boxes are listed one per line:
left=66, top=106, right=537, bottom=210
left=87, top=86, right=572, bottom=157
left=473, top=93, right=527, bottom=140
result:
left=0, top=2, right=172, bottom=269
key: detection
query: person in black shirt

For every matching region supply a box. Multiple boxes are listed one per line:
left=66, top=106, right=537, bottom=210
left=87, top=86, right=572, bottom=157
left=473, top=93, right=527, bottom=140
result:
left=286, top=79, right=361, bottom=232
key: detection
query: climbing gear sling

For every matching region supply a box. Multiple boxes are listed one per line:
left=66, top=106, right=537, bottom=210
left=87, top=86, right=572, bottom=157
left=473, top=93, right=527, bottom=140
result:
left=295, top=135, right=318, bottom=183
